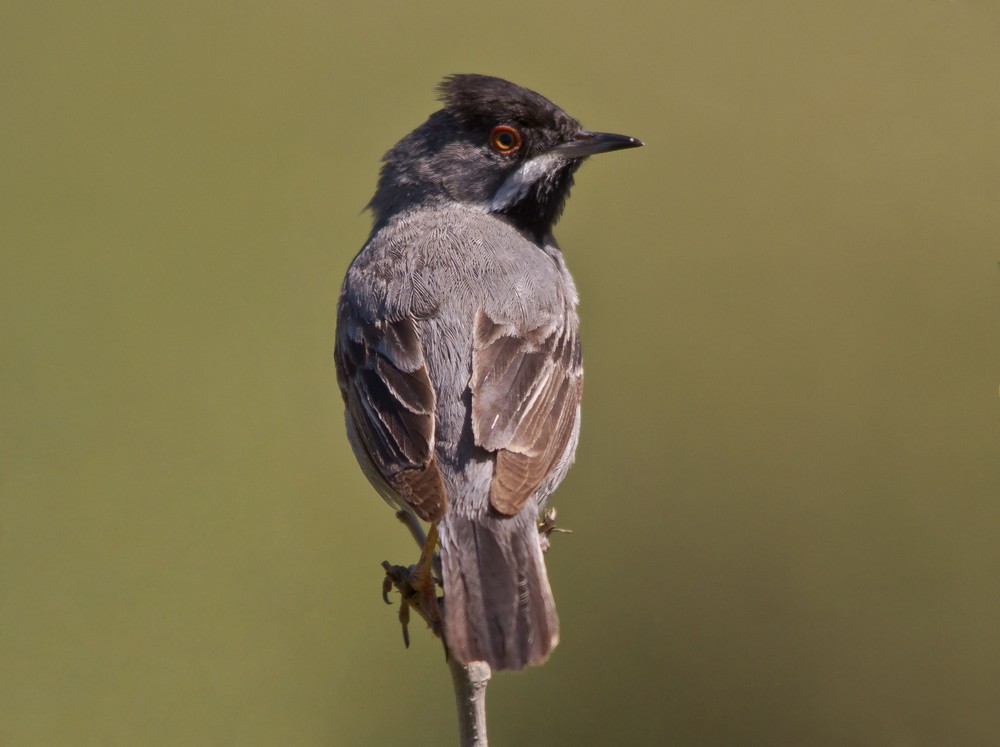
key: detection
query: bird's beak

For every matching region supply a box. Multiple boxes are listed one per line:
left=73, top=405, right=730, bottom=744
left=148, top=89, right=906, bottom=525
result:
left=549, top=130, right=644, bottom=158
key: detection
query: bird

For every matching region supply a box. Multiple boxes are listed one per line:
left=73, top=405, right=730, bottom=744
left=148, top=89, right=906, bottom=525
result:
left=335, top=74, right=642, bottom=671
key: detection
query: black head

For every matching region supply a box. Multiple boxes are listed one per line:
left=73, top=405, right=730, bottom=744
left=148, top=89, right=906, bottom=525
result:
left=368, top=74, right=642, bottom=239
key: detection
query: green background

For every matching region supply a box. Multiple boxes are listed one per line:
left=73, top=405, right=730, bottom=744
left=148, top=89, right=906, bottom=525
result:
left=2, top=2, right=998, bottom=745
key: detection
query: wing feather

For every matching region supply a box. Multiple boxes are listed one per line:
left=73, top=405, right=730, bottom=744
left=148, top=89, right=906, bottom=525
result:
left=335, top=308, right=446, bottom=521
left=471, top=309, right=582, bottom=515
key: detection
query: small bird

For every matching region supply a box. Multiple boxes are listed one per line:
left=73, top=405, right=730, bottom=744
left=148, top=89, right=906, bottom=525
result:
left=335, top=74, right=642, bottom=671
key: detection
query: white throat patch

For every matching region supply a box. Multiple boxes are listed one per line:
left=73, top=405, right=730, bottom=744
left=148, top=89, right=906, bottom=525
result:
left=489, top=153, right=563, bottom=212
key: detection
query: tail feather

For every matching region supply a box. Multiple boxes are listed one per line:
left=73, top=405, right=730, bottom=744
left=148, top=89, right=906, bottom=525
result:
left=438, top=508, right=559, bottom=671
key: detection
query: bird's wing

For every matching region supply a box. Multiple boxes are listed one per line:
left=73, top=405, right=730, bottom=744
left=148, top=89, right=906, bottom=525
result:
left=335, top=304, right=446, bottom=522
left=471, top=309, right=583, bottom=515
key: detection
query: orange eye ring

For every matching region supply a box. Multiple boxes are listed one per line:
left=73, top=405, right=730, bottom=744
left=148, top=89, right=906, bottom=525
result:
left=489, top=125, right=522, bottom=155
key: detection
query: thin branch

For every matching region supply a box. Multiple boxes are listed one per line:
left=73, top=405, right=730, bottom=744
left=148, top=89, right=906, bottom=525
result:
left=448, top=658, right=492, bottom=747
left=386, top=510, right=491, bottom=746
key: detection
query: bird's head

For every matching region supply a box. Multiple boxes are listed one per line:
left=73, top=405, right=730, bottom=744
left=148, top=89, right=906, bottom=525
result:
left=369, top=74, right=643, bottom=239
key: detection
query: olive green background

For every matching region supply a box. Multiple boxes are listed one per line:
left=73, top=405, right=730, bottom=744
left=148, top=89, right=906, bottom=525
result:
left=2, top=2, right=998, bottom=745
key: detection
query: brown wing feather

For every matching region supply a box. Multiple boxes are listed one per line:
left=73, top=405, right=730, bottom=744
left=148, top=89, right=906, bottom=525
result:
left=471, top=310, right=583, bottom=516
left=335, top=308, right=446, bottom=521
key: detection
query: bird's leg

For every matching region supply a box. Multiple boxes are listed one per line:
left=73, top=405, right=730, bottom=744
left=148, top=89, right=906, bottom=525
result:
left=411, top=523, right=443, bottom=637
left=381, top=520, right=444, bottom=648
left=382, top=561, right=414, bottom=647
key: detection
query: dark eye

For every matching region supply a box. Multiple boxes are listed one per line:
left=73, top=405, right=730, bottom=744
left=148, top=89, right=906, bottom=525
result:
left=489, top=125, right=522, bottom=155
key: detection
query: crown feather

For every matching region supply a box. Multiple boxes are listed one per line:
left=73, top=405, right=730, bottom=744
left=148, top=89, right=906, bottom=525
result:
left=437, top=74, right=576, bottom=130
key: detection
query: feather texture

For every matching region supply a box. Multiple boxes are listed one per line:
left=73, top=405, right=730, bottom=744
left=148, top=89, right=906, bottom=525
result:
left=335, top=312, right=446, bottom=521
left=471, top=311, right=583, bottom=515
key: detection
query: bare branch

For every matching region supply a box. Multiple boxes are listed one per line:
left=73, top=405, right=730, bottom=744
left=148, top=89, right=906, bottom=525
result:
left=448, top=658, right=492, bottom=747
left=385, top=511, right=491, bottom=746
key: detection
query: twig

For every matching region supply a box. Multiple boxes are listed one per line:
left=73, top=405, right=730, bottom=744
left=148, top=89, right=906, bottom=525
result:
left=448, top=657, right=492, bottom=747
left=387, top=510, right=492, bottom=746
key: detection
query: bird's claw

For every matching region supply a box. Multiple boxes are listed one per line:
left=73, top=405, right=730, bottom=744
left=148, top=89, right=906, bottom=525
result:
left=380, top=525, right=444, bottom=648
left=381, top=563, right=395, bottom=605
left=381, top=561, right=417, bottom=647
left=538, top=507, right=571, bottom=553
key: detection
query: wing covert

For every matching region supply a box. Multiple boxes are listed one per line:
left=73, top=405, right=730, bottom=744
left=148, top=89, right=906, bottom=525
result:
left=471, top=310, right=583, bottom=515
left=335, top=306, right=446, bottom=521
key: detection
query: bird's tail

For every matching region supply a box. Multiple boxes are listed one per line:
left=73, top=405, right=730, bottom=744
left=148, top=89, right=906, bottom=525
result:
left=438, top=507, right=559, bottom=671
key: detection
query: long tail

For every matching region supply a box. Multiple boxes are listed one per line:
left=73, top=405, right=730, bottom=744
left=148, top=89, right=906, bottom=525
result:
left=437, top=506, right=559, bottom=671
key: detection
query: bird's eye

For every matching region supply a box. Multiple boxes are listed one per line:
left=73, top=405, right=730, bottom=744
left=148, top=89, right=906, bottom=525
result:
left=489, top=125, right=522, bottom=155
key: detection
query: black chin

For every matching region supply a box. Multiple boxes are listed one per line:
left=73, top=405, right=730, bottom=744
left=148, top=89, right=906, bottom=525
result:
left=495, top=161, right=580, bottom=240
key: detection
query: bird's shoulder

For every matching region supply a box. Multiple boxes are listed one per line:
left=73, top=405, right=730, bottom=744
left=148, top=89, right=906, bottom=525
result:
left=340, top=204, right=576, bottom=324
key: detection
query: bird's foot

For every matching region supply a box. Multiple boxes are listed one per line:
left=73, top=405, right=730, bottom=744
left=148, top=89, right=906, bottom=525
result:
left=381, top=524, right=443, bottom=648
left=537, top=506, right=571, bottom=554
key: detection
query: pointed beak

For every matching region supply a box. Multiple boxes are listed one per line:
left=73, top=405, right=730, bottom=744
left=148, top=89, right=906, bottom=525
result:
left=549, top=130, right=644, bottom=158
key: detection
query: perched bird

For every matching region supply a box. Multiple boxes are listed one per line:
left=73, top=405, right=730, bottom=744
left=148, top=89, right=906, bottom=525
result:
left=335, top=74, right=642, bottom=671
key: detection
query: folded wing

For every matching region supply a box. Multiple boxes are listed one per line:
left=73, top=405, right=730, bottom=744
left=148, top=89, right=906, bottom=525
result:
left=335, top=308, right=447, bottom=521
left=471, top=310, right=583, bottom=515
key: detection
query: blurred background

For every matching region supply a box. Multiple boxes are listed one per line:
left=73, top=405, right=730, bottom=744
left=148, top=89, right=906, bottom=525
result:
left=2, top=1, right=998, bottom=745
